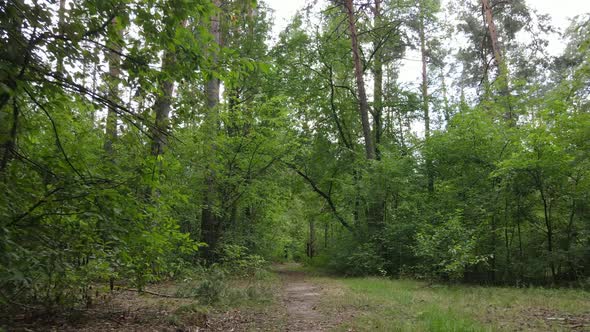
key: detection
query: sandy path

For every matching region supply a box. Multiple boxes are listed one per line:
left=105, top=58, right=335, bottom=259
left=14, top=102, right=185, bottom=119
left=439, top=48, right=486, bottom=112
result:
left=275, top=264, right=339, bottom=332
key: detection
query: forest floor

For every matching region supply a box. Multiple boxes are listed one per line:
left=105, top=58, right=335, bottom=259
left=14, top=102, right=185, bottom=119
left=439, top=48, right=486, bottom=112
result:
left=3, top=264, right=590, bottom=331
left=274, top=263, right=353, bottom=331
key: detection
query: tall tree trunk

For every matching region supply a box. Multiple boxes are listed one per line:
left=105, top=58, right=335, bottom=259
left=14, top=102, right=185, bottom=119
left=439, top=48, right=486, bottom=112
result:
left=481, top=0, right=502, bottom=70
left=440, top=69, right=451, bottom=126
left=419, top=0, right=434, bottom=193
left=539, top=184, right=556, bottom=284
left=372, top=0, right=383, bottom=160
left=201, top=0, right=222, bottom=262
left=565, top=197, right=577, bottom=278
left=146, top=46, right=177, bottom=202
left=307, top=219, right=316, bottom=258
left=363, top=0, right=387, bottom=232
left=56, top=0, right=66, bottom=74
left=397, top=111, right=407, bottom=153
left=504, top=196, right=512, bottom=282
left=344, top=0, right=375, bottom=160
left=90, top=44, right=99, bottom=122
left=516, top=196, right=524, bottom=283
left=481, top=0, right=513, bottom=121
left=353, top=168, right=361, bottom=227
left=533, top=172, right=556, bottom=283
left=104, top=17, right=121, bottom=155
left=151, top=50, right=176, bottom=157
left=0, top=99, right=18, bottom=174
left=490, top=214, right=497, bottom=283
left=324, top=222, right=329, bottom=249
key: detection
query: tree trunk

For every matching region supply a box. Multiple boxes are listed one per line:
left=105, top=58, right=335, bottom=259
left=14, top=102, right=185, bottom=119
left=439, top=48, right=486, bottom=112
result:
left=504, top=196, right=513, bottom=282
left=201, top=0, right=222, bottom=262
left=490, top=214, right=497, bottom=283
left=534, top=173, right=556, bottom=284
left=151, top=50, right=176, bottom=157
left=565, top=197, right=577, bottom=279
left=344, top=0, right=375, bottom=160
left=0, top=99, right=18, bottom=173
left=372, top=0, right=383, bottom=160
left=56, top=0, right=66, bottom=74
left=104, top=17, right=121, bottom=155
left=419, top=0, right=434, bottom=193
left=481, top=0, right=502, bottom=69
left=539, top=186, right=556, bottom=283
left=440, top=70, right=451, bottom=126
left=324, top=222, right=329, bottom=249
left=307, top=219, right=316, bottom=258
left=516, top=200, right=524, bottom=283
left=481, top=0, right=513, bottom=121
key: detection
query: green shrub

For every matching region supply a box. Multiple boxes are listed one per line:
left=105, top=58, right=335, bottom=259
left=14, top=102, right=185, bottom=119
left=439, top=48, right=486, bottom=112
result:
left=325, top=238, right=387, bottom=277
left=173, top=266, right=227, bottom=304
left=217, top=244, right=266, bottom=277
left=415, top=210, right=490, bottom=281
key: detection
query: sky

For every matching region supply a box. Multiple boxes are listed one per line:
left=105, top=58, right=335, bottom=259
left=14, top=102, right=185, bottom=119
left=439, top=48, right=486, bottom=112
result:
left=265, top=0, right=590, bottom=60
left=264, top=0, right=590, bottom=83
left=266, top=0, right=590, bottom=36
left=263, top=0, right=590, bottom=135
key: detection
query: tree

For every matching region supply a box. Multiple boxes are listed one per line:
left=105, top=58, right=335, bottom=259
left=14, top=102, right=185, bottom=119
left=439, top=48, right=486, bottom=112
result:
left=418, top=0, right=438, bottom=193
left=200, top=0, right=222, bottom=262
left=103, top=17, right=122, bottom=155
left=344, top=0, right=375, bottom=160
left=373, top=0, right=383, bottom=160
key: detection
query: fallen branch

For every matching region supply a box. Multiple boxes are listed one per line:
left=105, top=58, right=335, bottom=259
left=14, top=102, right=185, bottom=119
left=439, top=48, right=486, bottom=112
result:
left=123, top=288, right=189, bottom=299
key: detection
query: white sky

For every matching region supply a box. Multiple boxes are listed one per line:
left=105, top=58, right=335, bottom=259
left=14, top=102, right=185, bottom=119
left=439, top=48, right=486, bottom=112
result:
left=266, top=0, right=590, bottom=36
left=264, top=0, right=589, bottom=136
left=265, top=0, right=590, bottom=70
left=264, top=0, right=590, bottom=133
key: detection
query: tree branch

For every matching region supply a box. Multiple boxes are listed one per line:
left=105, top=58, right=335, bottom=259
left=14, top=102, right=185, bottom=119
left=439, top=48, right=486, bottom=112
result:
left=283, top=161, right=353, bottom=231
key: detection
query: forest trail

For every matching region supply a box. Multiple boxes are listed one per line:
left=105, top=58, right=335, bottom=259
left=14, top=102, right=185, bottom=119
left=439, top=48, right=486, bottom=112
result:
left=275, top=264, right=341, bottom=331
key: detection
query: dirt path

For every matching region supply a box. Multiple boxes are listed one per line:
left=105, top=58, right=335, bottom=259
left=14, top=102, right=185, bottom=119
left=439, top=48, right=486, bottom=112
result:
left=275, top=264, right=340, bottom=332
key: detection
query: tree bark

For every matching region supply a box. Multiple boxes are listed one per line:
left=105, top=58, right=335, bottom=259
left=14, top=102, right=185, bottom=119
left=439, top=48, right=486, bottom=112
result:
left=104, top=17, right=121, bottom=155
left=344, top=0, right=375, bottom=160
left=372, top=0, right=383, bottom=160
left=440, top=70, right=451, bottom=125
left=481, top=0, right=513, bottom=121
left=151, top=50, right=176, bottom=157
left=0, top=99, right=18, bottom=173
left=566, top=197, right=577, bottom=278
left=419, top=0, right=434, bottom=193
left=534, top=172, right=556, bottom=284
left=481, top=0, right=502, bottom=69
left=201, top=0, right=222, bottom=262
left=539, top=185, right=556, bottom=283
left=307, top=219, right=316, bottom=258
left=56, top=0, right=66, bottom=74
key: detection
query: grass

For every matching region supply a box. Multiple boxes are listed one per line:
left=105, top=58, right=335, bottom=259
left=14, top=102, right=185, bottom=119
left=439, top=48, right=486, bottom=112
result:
left=5, top=264, right=588, bottom=331
left=2, top=268, right=286, bottom=331
left=314, top=276, right=590, bottom=331
left=150, top=268, right=286, bottom=330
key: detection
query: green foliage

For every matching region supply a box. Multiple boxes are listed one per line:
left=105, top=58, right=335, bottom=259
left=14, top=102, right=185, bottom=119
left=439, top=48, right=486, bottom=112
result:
left=415, top=211, right=490, bottom=281
left=1, top=0, right=589, bottom=321
left=174, top=264, right=276, bottom=307
left=217, top=244, right=266, bottom=277
left=343, top=243, right=388, bottom=277
left=193, top=268, right=228, bottom=305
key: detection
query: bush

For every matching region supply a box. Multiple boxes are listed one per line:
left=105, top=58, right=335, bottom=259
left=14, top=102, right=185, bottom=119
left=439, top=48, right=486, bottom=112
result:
left=175, top=267, right=228, bottom=305
left=325, top=237, right=387, bottom=277
left=217, top=244, right=266, bottom=277
left=414, top=210, right=490, bottom=281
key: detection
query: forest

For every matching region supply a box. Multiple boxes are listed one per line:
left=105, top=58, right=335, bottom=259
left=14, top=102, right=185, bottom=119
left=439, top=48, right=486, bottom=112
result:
left=1, top=0, right=589, bottom=330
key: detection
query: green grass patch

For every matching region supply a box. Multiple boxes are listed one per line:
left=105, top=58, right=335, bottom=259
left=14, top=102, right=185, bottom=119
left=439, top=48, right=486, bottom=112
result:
left=321, top=277, right=590, bottom=331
